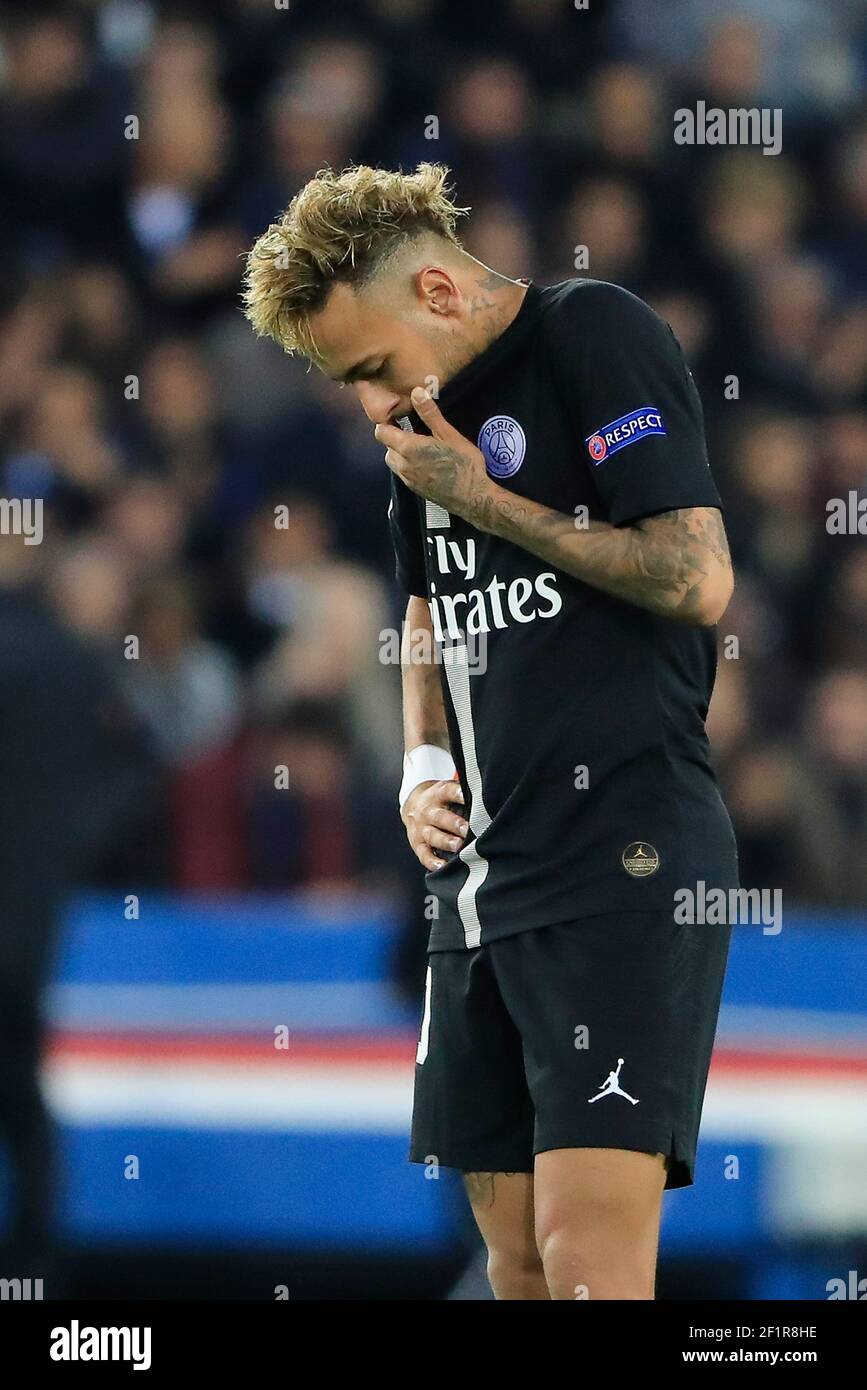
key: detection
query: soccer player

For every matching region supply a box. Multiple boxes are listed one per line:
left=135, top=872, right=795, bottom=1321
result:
left=243, top=163, right=738, bottom=1301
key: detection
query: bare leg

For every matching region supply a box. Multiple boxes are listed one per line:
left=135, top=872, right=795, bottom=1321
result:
left=534, top=1148, right=668, bottom=1300
left=463, top=1171, right=550, bottom=1300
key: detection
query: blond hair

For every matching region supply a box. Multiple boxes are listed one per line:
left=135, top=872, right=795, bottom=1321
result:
left=241, top=163, right=469, bottom=358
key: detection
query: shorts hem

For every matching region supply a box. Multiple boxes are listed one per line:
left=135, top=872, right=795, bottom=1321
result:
left=534, top=1138, right=695, bottom=1190
left=410, top=1138, right=696, bottom=1188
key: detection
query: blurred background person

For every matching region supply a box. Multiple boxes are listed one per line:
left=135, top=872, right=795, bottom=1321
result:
left=0, top=529, right=156, bottom=1295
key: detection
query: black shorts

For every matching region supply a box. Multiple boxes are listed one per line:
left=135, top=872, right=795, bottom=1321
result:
left=410, top=912, right=731, bottom=1190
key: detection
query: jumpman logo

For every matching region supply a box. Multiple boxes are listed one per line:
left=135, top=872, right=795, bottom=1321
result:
left=588, top=1057, right=640, bottom=1105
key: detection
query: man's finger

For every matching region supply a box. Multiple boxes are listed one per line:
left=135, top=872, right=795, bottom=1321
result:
left=430, top=778, right=464, bottom=806
left=410, top=387, right=462, bottom=442
left=419, top=849, right=446, bottom=871
left=374, top=420, right=414, bottom=453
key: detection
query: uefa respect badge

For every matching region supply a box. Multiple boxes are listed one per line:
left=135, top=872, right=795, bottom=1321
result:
left=586, top=406, right=666, bottom=465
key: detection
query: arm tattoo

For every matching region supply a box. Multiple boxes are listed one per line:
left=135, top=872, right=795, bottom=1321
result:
left=477, top=496, right=733, bottom=624
left=627, top=507, right=732, bottom=619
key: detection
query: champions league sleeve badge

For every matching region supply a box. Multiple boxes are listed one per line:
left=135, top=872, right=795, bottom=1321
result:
left=478, top=415, right=527, bottom=479
left=586, top=406, right=666, bottom=464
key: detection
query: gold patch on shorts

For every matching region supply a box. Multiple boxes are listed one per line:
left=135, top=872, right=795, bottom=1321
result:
left=622, top=842, right=660, bottom=877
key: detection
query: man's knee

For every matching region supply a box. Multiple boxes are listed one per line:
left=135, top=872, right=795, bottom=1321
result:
left=533, top=1154, right=666, bottom=1299
left=535, top=1196, right=660, bottom=1299
left=535, top=1223, right=655, bottom=1299
left=486, top=1245, right=548, bottom=1301
left=535, top=1181, right=626, bottom=1256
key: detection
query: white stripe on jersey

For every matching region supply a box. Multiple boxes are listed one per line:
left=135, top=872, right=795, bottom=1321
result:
left=424, top=499, right=451, bottom=530
left=397, top=419, right=451, bottom=532
left=415, top=489, right=490, bottom=947
left=443, top=643, right=492, bottom=949
left=394, top=419, right=450, bottom=528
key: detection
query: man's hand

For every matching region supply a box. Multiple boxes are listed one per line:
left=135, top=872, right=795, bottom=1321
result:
left=374, top=387, right=493, bottom=522
left=401, top=776, right=468, bottom=872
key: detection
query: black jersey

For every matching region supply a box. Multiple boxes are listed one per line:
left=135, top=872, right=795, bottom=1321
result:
left=389, top=278, right=739, bottom=952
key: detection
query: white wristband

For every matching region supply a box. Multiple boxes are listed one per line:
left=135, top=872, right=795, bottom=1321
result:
left=399, top=745, right=457, bottom=810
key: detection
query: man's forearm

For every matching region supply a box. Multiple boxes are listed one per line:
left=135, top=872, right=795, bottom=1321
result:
left=401, top=595, right=452, bottom=753
left=465, top=487, right=733, bottom=625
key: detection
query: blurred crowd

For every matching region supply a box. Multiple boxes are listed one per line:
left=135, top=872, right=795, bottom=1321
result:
left=1, top=0, right=865, bottom=910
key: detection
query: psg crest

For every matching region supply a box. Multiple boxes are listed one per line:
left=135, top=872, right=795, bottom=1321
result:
left=478, top=415, right=526, bottom=478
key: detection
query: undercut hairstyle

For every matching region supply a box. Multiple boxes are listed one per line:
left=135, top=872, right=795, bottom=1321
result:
left=241, top=163, right=469, bottom=358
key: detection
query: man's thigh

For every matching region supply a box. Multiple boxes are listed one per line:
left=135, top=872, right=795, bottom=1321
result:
left=534, top=1147, right=668, bottom=1296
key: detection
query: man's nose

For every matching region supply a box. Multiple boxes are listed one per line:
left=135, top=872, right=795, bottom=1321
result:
left=354, top=381, right=401, bottom=424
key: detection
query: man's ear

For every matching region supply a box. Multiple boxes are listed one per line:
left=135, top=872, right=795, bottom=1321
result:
left=416, top=265, right=457, bottom=316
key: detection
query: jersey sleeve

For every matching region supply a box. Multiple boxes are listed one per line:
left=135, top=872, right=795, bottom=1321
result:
left=388, top=473, right=428, bottom=598
left=548, top=281, right=722, bottom=527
